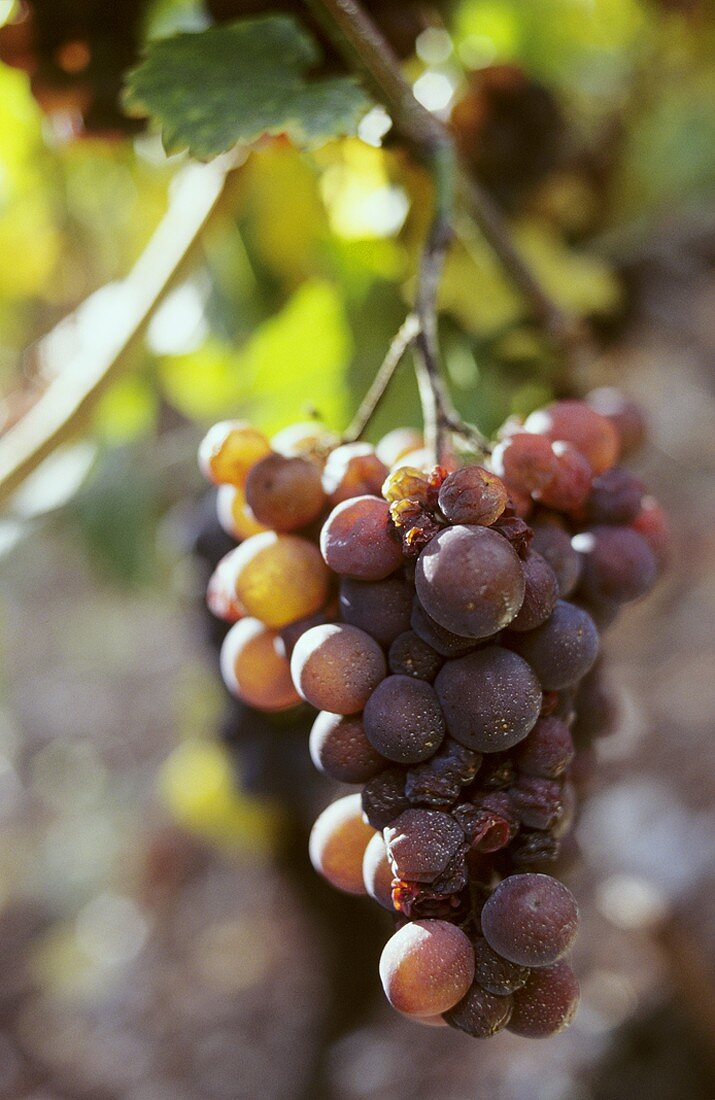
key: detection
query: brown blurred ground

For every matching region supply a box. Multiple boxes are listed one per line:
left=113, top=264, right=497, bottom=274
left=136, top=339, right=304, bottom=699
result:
left=1, top=234, right=714, bottom=1099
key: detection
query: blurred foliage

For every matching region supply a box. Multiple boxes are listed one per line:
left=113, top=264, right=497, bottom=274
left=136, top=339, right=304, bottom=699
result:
left=0, top=0, right=712, bottom=585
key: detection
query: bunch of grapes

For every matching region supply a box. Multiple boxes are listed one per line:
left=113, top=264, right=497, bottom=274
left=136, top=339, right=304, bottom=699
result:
left=198, top=389, right=666, bottom=1039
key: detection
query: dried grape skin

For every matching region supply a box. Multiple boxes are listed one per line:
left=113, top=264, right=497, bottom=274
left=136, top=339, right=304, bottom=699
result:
left=320, top=495, right=403, bottom=581
left=405, top=738, right=482, bottom=807
left=435, top=646, right=542, bottom=753
left=388, top=630, right=444, bottom=682
left=379, top=919, right=475, bottom=1017
left=361, top=767, right=410, bottom=829
left=309, top=711, right=386, bottom=784
left=339, top=576, right=412, bottom=647
left=481, top=873, right=579, bottom=968
left=291, top=623, right=386, bottom=714
left=508, top=959, right=580, bottom=1037
left=437, top=466, right=508, bottom=526
left=506, top=600, right=599, bottom=691
left=508, top=550, right=559, bottom=632
left=513, top=717, right=574, bottom=779
left=384, top=809, right=465, bottom=884
left=244, top=453, right=326, bottom=532
left=309, top=794, right=375, bottom=895
left=415, top=524, right=526, bottom=640
left=444, top=982, right=513, bottom=1037
left=472, top=937, right=530, bottom=996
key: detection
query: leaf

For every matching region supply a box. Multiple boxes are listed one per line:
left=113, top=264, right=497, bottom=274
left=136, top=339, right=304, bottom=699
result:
left=124, top=16, right=371, bottom=158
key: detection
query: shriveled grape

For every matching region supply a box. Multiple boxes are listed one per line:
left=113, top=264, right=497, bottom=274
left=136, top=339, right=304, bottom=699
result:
left=514, top=717, right=574, bottom=778
left=384, top=809, right=465, bottom=883
left=437, top=466, right=508, bottom=526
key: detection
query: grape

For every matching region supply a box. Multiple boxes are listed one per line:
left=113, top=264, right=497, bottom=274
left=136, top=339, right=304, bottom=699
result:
left=405, top=739, right=482, bottom=807
left=454, top=791, right=518, bottom=852
left=507, top=600, right=599, bottom=691
left=198, top=420, right=271, bottom=486
left=309, top=711, right=386, bottom=784
left=216, top=484, right=269, bottom=541
left=507, top=959, right=579, bottom=1037
left=271, top=421, right=338, bottom=458
left=206, top=553, right=245, bottom=623
left=388, top=630, right=444, bottom=682
left=472, top=937, right=530, bottom=996
left=514, top=717, right=574, bottom=778
left=524, top=399, right=619, bottom=475
left=362, top=767, right=410, bottom=829
left=530, top=519, right=582, bottom=598
left=385, top=809, right=465, bottom=883
left=508, top=775, right=564, bottom=830
left=376, top=427, right=424, bottom=467
left=339, top=576, right=412, bottom=646
left=291, top=623, right=386, bottom=714
left=362, top=832, right=396, bottom=910
left=631, top=496, right=670, bottom=568
left=322, top=443, right=388, bottom=504
left=508, top=550, right=558, bottom=632
left=230, top=532, right=330, bottom=628
left=410, top=600, right=476, bottom=658
left=320, top=495, right=403, bottom=581
left=480, top=873, right=578, bottom=967
left=437, top=466, right=508, bottom=526
left=586, top=387, right=646, bottom=458
left=415, top=525, right=526, bottom=639
left=309, top=794, right=375, bottom=895
left=244, top=453, right=326, bottom=531
left=585, top=466, right=644, bottom=525
left=379, top=919, right=475, bottom=1017
left=363, top=675, right=446, bottom=764
left=572, top=659, right=618, bottom=743
left=435, top=647, right=542, bottom=753
left=491, top=431, right=557, bottom=496
left=536, top=442, right=592, bottom=514
left=509, top=830, right=561, bottom=869
left=220, top=619, right=300, bottom=711
left=279, top=604, right=336, bottom=656
left=444, top=982, right=513, bottom=1037
left=573, top=525, right=657, bottom=604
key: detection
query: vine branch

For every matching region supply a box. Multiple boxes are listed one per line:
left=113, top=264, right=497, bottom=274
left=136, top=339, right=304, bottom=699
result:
left=0, top=152, right=239, bottom=509
left=342, top=313, right=420, bottom=442
left=306, top=0, right=589, bottom=364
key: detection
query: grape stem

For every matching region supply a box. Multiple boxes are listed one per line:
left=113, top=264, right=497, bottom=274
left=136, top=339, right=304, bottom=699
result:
left=342, top=313, right=420, bottom=443
left=304, top=0, right=591, bottom=367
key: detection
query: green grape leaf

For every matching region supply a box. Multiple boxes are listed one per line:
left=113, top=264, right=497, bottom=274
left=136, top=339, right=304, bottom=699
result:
left=124, top=16, right=371, bottom=158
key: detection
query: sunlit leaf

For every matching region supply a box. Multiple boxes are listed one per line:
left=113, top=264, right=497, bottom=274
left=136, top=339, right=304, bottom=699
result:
left=94, top=376, right=158, bottom=443
left=125, top=16, right=371, bottom=158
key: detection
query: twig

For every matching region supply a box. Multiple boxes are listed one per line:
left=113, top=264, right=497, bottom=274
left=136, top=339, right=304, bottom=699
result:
left=0, top=152, right=239, bottom=509
left=342, top=313, right=420, bottom=442
left=306, top=0, right=589, bottom=368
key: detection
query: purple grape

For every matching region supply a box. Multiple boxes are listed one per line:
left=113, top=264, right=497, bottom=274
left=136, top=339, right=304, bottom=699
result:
left=339, top=575, right=412, bottom=646
left=435, top=646, right=542, bottom=753
left=585, top=466, right=644, bottom=525
left=473, top=937, right=530, bottom=996
left=508, top=550, right=559, bottom=632
left=363, top=675, right=446, bottom=764
left=530, top=519, right=582, bottom=598
left=384, top=809, right=465, bottom=883
left=388, top=630, right=444, bottom=681
left=573, top=525, right=657, bottom=604
left=507, top=601, right=599, bottom=691
left=444, top=982, right=513, bottom=1037
left=309, top=711, right=387, bottom=784
left=481, top=873, right=578, bottom=967
left=514, top=717, right=574, bottom=778
left=507, top=959, right=579, bottom=1037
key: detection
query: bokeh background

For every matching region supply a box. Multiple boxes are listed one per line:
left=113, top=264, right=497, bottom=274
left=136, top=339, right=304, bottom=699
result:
left=0, top=0, right=714, bottom=1096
